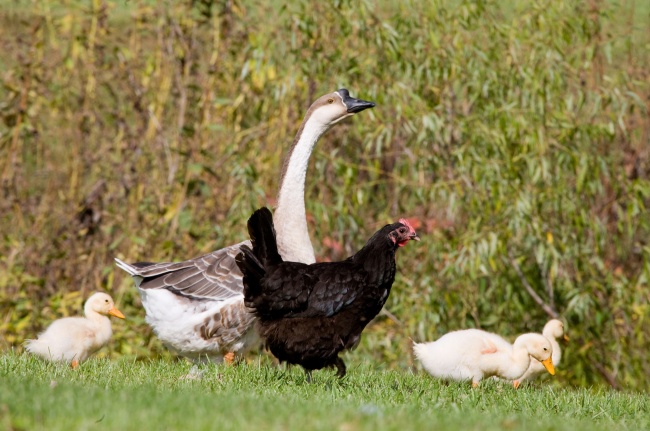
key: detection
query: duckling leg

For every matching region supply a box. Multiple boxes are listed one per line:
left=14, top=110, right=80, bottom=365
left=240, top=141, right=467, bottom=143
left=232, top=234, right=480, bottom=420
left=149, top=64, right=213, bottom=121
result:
left=224, top=352, right=236, bottom=365
left=70, top=360, right=79, bottom=370
left=471, top=381, right=480, bottom=388
left=513, top=380, right=521, bottom=389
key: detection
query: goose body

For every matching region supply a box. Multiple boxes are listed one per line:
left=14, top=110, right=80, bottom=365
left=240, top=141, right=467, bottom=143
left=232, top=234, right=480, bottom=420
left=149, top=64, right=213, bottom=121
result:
left=25, top=292, right=125, bottom=367
left=514, top=319, right=566, bottom=385
left=115, top=89, right=375, bottom=363
left=413, top=329, right=555, bottom=387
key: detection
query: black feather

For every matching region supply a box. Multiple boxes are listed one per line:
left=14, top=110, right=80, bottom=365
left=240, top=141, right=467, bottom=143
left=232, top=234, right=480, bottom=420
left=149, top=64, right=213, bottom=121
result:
left=235, top=207, right=417, bottom=379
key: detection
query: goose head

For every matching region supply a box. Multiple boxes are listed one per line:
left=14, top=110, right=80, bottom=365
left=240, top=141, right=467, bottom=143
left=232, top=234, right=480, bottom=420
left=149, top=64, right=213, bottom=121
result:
left=543, top=319, right=568, bottom=341
left=85, top=292, right=125, bottom=319
left=307, top=88, right=375, bottom=127
left=517, top=333, right=555, bottom=375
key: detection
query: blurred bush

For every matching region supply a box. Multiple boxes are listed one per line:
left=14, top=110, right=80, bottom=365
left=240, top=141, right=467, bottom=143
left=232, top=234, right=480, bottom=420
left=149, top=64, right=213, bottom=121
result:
left=0, top=0, right=648, bottom=390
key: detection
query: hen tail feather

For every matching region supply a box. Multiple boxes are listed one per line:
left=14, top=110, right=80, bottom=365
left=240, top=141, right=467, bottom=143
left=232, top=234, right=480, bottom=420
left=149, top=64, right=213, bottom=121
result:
left=247, top=207, right=282, bottom=268
left=236, top=207, right=283, bottom=304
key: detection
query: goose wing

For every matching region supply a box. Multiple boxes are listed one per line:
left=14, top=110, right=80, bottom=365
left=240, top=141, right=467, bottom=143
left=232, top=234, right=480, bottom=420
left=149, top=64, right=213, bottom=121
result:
left=116, top=241, right=249, bottom=300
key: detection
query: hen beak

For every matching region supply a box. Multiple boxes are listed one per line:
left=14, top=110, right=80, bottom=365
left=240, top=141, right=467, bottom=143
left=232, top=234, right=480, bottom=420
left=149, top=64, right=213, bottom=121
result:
left=411, top=233, right=420, bottom=241
left=541, top=357, right=555, bottom=375
left=108, top=307, right=125, bottom=319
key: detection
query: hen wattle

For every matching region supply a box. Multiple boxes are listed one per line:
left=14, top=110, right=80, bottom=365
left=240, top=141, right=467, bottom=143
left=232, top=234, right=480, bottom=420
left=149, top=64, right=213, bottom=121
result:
left=235, top=207, right=419, bottom=379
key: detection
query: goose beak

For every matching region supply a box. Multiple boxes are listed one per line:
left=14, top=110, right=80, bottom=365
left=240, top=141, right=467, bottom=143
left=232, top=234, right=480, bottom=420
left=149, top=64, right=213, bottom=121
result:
left=541, top=357, right=555, bottom=375
left=563, top=334, right=570, bottom=342
left=338, top=88, right=375, bottom=113
left=108, top=307, right=126, bottom=319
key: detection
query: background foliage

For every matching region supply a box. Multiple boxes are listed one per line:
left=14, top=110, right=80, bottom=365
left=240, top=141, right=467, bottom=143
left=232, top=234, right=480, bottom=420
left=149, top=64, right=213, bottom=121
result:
left=0, top=0, right=648, bottom=390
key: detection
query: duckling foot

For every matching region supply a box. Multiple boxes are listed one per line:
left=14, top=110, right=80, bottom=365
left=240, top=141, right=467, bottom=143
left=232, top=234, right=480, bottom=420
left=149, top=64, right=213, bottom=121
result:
left=70, top=360, right=79, bottom=370
left=471, top=381, right=480, bottom=388
left=513, top=380, right=521, bottom=389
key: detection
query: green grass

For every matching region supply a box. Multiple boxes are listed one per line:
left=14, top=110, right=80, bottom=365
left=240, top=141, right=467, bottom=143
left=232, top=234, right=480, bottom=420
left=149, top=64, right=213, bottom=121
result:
left=1, top=353, right=647, bottom=431
left=1, top=0, right=649, bottom=392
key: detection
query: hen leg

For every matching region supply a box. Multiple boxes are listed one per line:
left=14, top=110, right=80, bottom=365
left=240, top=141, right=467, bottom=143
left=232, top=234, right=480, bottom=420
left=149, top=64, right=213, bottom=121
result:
left=305, top=369, right=313, bottom=384
left=334, top=357, right=347, bottom=378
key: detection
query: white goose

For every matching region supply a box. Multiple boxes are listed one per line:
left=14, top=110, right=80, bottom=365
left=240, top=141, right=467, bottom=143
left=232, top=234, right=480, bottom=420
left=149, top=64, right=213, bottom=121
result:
left=25, top=292, right=125, bottom=368
left=115, top=89, right=375, bottom=364
left=413, top=329, right=555, bottom=387
left=513, top=319, right=567, bottom=387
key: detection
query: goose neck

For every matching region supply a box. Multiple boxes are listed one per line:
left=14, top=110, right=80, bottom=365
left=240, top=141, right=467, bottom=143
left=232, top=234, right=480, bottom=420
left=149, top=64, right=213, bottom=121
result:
left=274, top=115, right=330, bottom=264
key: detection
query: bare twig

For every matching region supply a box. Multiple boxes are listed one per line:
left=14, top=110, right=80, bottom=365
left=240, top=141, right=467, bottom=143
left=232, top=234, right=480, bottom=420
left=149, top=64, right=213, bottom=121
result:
left=540, top=262, right=555, bottom=310
left=507, top=251, right=559, bottom=319
left=380, top=308, right=404, bottom=326
left=592, top=360, right=621, bottom=390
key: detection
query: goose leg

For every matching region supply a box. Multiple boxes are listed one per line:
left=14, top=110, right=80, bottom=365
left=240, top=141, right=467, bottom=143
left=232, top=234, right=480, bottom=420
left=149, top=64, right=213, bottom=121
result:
left=224, top=352, right=236, bottom=365
left=70, top=360, right=79, bottom=370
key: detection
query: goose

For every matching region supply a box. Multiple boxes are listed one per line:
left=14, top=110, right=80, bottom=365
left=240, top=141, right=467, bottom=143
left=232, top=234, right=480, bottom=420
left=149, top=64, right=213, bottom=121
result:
left=413, top=329, right=555, bottom=387
left=513, top=319, right=567, bottom=387
left=115, top=89, right=375, bottom=364
left=25, top=292, right=125, bottom=368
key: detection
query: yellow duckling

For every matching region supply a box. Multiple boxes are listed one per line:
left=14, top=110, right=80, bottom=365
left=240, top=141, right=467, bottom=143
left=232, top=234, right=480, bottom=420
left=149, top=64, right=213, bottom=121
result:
left=413, top=329, right=555, bottom=387
left=25, top=292, right=125, bottom=368
left=513, top=319, right=568, bottom=387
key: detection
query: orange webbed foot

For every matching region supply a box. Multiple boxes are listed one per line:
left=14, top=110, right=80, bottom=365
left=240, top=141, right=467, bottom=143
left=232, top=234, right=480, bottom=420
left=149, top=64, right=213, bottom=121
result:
left=224, top=352, right=236, bottom=365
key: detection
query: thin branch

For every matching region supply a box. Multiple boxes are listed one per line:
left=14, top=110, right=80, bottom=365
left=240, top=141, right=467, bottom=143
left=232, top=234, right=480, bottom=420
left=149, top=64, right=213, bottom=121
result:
left=540, top=262, right=555, bottom=311
left=592, top=360, right=621, bottom=390
left=380, top=308, right=404, bottom=326
left=507, top=252, right=559, bottom=319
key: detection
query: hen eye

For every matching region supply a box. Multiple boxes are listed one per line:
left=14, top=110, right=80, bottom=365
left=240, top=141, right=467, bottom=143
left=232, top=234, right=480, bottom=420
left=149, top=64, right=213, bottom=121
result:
left=327, top=98, right=334, bottom=104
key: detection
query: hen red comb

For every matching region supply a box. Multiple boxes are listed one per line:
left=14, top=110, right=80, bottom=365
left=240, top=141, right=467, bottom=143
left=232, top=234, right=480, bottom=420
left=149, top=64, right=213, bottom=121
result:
left=398, top=218, right=416, bottom=232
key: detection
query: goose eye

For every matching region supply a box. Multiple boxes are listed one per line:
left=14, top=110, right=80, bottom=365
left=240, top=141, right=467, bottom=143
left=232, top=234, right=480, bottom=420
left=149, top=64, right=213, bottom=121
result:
left=327, top=98, right=334, bottom=104
left=543, top=347, right=548, bottom=351
left=105, top=299, right=109, bottom=303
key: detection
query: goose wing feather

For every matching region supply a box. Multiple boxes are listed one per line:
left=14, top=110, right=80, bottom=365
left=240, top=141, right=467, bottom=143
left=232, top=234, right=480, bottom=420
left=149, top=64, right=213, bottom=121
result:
left=117, top=241, right=249, bottom=300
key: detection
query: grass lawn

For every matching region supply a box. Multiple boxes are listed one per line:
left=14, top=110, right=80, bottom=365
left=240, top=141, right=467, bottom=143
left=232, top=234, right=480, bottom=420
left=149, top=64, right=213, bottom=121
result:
left=1, top=352, right=647, bottom=431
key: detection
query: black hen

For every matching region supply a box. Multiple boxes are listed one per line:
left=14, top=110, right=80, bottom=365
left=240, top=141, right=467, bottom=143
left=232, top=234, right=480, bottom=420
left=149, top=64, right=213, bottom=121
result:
left=235, top=207, right=419, bottom=379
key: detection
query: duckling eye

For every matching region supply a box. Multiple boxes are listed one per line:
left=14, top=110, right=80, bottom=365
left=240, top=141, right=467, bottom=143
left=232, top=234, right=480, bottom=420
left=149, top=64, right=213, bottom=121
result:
left=327, top=98, right=334, bottom=104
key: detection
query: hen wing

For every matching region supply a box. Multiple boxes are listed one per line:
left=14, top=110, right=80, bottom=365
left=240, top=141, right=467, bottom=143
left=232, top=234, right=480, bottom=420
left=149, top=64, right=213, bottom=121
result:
left=116, top=241, right=249, bottom=300
left=245, top=262, right=313, bottom=317
left=294, top=262, right=365, bottom=318
left=252, top=261, right=364, bottom=319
